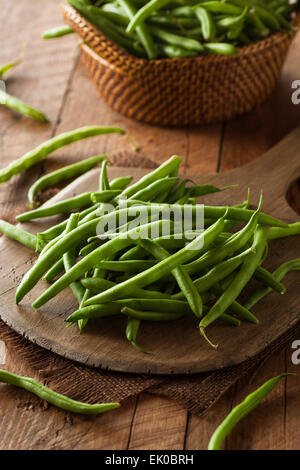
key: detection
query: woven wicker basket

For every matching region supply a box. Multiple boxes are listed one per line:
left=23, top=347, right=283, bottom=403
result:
left=62, top=3, right=297, bottom=127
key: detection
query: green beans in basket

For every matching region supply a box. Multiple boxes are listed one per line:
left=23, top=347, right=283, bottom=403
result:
left=66, top=0, right=299, bottom=59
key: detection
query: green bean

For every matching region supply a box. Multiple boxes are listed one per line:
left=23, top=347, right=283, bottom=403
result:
left=266, top=222, right=300, bottom=240
left=31, top=219, right=173, bottom=308
left=28, top=154, right=107, bottom=206
left=0, top=58, right=21, bottom=79
left=118, top=0, right=158, bottom=59
left=81, top=277, right=173, bottom=300
left=140, top=239, right=203, bottom=318
left=127, top=199, right=287, bottom=227
left=203, top=43, right=238, bottom=55
left=109, top=175, right=133, bottom=191
left=150, top=25, right=204, bottom=51
left=0, top=126, right=124, bottom=184
left=195, top=2, right=243, bottom=15
left=79, top=239, right=102, bottom=257
left=99, top=160, right=110, bottom=191
left=62, top=214, right=85, bottom=304
left=97, top=259, right=156, bottom=272
left=230, top=0, right=281, bottom=30
left=126, top=317, right=149, bottom=353
left=0, top=90, right=49, bottom=123
left=17, top=190, right=120, bottom=222
left=199, top=226, right=266, bottom=348
left=83, top=216, right=226, bottom=307
left=194, top=6, right=216, bottom=40
left=217, top=7, right=249, bottom=29
left=119, top=156, right=182, bottom=199
left=68, top=0, right=145, bottom=56
left=42, top=25, right=74, bottom=39
left=211, top=282, right=259, bottom=324
left=208, top=373, right=294, bottom=450
left=0, top=369, right=119, bottom=415
left=0, top=219, right=38, bottom=251
left=121, top=306, right=184, bottom=321
left=129, top=177, right=178, bottom=202
left=43, top=258, right=65, bottom=282
left=126, top=0, right=172, bottom=33
left=173, top=248, right=252, bottom=299
left=245, top=258, right=300, bottom=309
left=254, top=265, right=286, bottom=294
left=157, top=44, right=197, bottom=57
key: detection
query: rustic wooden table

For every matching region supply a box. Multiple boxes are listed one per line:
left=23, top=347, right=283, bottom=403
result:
left=0, top=0, right=300, bottom=450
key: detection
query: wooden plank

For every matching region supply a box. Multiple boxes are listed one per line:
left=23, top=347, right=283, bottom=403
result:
left=0, top=0, right=77, bottom=212
left=128, top=393, right=187, bottom=450
left=220, top=32, right=300, bottom=171
left=185, top=390, right=232, bottom=450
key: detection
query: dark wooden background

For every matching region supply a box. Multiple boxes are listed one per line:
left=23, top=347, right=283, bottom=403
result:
left=0, top=0, right=300, bottom=450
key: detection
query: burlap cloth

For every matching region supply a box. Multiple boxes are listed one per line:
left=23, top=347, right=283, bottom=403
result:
left=0, top=153, right=299, bottom=416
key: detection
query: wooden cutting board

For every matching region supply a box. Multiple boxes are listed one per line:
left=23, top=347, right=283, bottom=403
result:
left=0, top=127, right=299, bottom=375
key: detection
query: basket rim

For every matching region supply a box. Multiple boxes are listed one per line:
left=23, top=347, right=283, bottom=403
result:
left=62, top=2, right=299, bottom=67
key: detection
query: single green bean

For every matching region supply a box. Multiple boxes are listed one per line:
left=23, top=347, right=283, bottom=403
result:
left=42, top=25, right=74, bottom=39
left=28, top=154, right=107, bottom=205
left=0, top=369, right=119, bottom=415
left=126, top=0, right=172, bottom=33
left=81, top=277, right=173, bottom=300
left=17, top=190, right=120, bottom=222
left=126, top=317, right=149, bottom=353
left=245, top=258, right=300, bottom=309
left=208, top=373, right=294, bottom=450
left=0, top=219, right=38, bottom=251
left=0, top=90, right=49, bottom=123
left=121, top=306, right=184, bottom=321
left=0, top=126, right=124, bottom=184
left=194, top=6, right=216, bottom=40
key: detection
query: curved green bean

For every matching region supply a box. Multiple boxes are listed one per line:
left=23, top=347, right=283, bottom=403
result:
left=0, top=90, right=49, bottom=123
left=0, top=369, right=119, bottom=415
left=28, top=154, right=107, bottom=205
left=245, top=258, right=300, bottom=309
left=208, top=373, right=294, bottom=450
left=0, top=126, right=124, bottom=184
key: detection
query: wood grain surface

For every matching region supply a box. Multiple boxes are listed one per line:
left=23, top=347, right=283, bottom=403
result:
left=0, top=0, right=300, bottom=450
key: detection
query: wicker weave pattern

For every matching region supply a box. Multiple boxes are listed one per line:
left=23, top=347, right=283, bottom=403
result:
left=62, top=3, right=296, bottom=127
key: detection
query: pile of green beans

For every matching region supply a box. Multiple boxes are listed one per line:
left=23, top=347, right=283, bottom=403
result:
left=1, top=153, right=299, bottom=352
left=66, top=0, right=299, bottom=59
